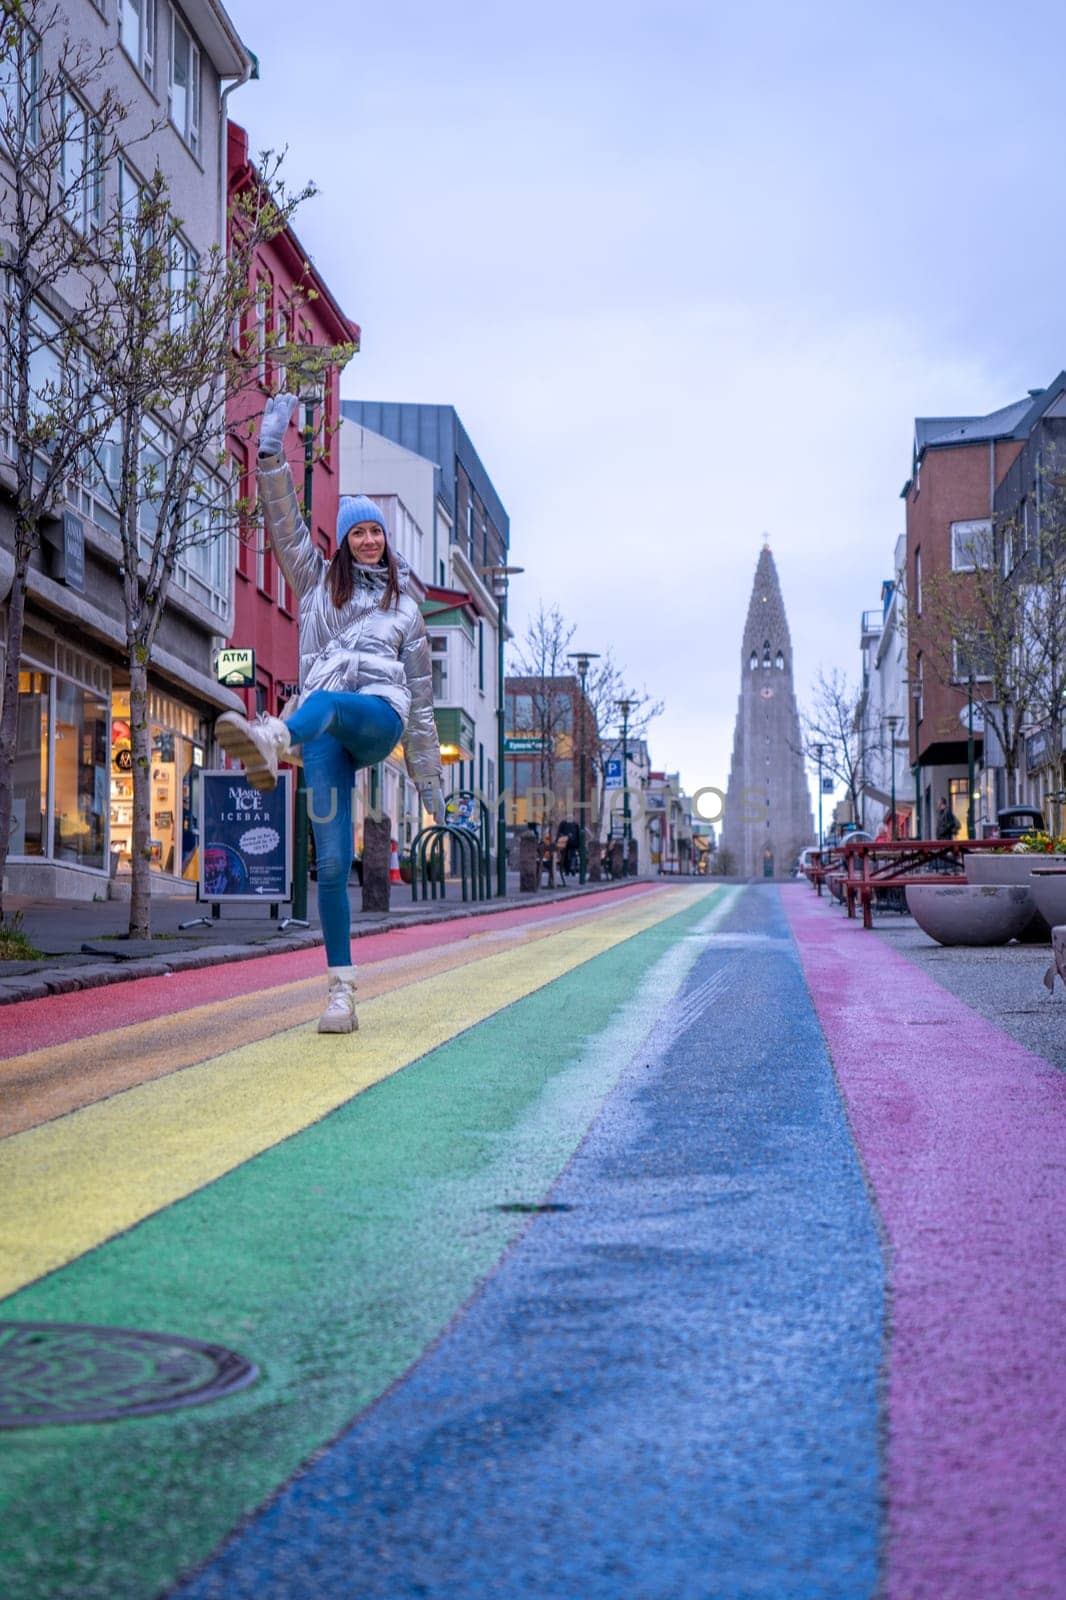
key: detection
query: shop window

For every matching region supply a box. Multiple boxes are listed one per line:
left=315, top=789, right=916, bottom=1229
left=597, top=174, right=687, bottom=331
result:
left=13, top=672, right=49, bottom=857
left=53, top=679, right=107, bottom=869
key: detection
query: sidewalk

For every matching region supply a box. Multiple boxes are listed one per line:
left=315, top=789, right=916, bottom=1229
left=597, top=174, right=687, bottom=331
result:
left=0, top=873, right=656, bottom=1005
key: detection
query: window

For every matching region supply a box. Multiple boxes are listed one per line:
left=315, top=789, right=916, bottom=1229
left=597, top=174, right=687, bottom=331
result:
left=1002, top=526, right=1015, bottom=577
left=256, top=528, right=267, bottom=594
left=430, top=635, right=448, bottom=700
left=255, top=280, right=268, bottom=385
left=120, top=0, right=155, bottom=86
left=276, top=562, right=288, bottom=613
left=169, top=9, right=201, bottom=155
left=138, top=431, right=166, bottom=540
left=173, top=472, right=230, bottom=613
left=762, top=639, right=771, bottom=669
left=60, top=90, right=102, bottom=234
left=168, top=234, right=199, bottom=332
left=232, top=441, right=252, bottom=578
left=915, top=652, right=923, bottom=724
left=914, top=546, right=922, bottom=615
left=952, top=639, right=993, bottom=684
left=477, top=620, right=485, bottom=691
left=0, top=32, right=41, bottom=148
left=27, top=304, right=62, bottom=428
left=951, top=519, right=993, bottom=571
left=748, top=651, right=757, bottom=670
left=117, top=156, right=145, bottom=264
left=775, top=651, right=784, bottom=671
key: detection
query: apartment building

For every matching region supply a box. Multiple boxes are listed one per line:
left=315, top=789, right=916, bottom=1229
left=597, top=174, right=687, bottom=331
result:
left=1, top=0, right=253, bottom=898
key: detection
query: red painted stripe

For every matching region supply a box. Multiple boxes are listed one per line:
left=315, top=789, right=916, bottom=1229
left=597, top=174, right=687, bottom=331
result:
left=782, top=884, right=1066, bottom=1599
left=1, top=884, right=660, bottom=1059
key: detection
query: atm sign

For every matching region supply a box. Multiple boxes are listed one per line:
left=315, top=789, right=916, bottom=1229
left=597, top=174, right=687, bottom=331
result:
left=216, top=648, right=256, bottom=687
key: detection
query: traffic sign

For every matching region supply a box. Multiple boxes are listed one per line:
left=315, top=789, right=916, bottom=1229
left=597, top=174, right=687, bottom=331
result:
left=604, top=758, right=623, bottom=790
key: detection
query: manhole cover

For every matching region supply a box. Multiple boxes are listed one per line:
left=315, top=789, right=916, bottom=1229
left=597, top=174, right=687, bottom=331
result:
left=495, top=1203, right=573, bottom=1214
left=0, top=1322, right=258, bottom=1428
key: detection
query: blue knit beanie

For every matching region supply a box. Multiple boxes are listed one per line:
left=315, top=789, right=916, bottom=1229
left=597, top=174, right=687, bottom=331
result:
left=337, top=494, right=387, bottom=545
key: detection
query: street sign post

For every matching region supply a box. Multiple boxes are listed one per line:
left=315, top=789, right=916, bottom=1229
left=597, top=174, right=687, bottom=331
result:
left=604, top=758, right=623, bottom=791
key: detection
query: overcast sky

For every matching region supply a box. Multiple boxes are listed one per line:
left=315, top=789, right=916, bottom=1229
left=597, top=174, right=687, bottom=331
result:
left=223, top=0, right=1066, bottom=802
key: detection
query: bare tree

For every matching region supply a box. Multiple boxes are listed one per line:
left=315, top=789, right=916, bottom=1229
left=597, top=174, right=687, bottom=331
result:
left=801, top=668, right=877, bottom=831
left=0, top=0, right=138, bottom=914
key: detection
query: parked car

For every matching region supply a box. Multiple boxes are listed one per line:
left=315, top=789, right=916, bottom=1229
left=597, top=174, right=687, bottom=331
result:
left=997, top=806, right=1045, bottom=839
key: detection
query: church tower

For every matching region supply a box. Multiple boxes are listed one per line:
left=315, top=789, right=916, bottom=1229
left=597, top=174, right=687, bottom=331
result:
left=721, top=545, right=814, bottom=877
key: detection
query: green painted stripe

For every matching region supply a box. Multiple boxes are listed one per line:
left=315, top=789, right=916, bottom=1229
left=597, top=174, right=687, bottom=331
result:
left=0, top=888, right=730, bottom=1600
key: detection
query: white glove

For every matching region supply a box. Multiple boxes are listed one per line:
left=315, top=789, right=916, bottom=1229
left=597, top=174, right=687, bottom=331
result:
left=258, top=391, right=299, bottom=457
left=420, top=780, right=446, bottom=826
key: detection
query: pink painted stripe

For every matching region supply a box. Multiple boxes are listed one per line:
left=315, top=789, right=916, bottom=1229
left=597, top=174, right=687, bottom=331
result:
left=0, top=883, right=661, bottom=1058
left=782, top=884, right=1066, bottom=1600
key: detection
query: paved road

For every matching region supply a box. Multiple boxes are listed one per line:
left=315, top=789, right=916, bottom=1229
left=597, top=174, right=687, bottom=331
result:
left=1, top=882, right=1063, bottom=1599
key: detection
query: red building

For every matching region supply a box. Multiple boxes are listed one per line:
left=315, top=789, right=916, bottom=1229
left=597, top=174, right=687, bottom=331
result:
left=226, top=122, right=360, bottom=717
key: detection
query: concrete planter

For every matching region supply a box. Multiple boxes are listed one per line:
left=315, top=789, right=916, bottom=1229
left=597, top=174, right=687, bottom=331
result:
left=967, top=852, right=1065, bottom=941
left=905, top=883, right=1035, bottom=946
left=966, top=852, right=1066, bottom=885
left=1028, top=867, right=1066, bottom=930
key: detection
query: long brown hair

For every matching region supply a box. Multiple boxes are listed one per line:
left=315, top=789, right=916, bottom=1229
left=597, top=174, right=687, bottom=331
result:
left=327, top=535, right=402, bottom=612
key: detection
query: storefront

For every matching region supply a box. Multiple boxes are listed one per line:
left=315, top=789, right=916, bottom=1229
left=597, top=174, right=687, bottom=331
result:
left=6, top=621, right=209, bottom=897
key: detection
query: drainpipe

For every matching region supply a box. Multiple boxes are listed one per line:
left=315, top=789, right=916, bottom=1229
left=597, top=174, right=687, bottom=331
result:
left=218, top=49, right=258, bottom=250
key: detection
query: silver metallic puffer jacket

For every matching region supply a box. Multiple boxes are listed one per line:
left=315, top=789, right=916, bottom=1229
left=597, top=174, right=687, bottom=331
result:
left=258, top=450, right=442, bottom=783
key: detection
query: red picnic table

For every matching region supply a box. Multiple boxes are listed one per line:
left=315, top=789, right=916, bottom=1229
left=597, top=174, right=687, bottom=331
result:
left=832, top=838, right=1016, bottom=929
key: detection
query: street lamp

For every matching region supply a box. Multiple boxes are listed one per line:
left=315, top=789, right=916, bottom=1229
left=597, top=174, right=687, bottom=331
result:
left=479, top=564, right=524, bottom=897
left=967, top=670, right=976, bottom=840
left=616, top=698, right=633, bottom=847
left=885, top=714, right=900, bottom=839
left=813, top=742, right=825, bottom=851
left=567, top=650, right=599, bottom=884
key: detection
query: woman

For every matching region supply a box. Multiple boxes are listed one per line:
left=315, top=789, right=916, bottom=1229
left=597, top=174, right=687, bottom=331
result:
left=216, top=392, right=445, bottom=1035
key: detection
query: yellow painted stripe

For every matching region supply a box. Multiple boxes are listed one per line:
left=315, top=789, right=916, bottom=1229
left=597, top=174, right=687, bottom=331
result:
left=3, top=894, right=645, bottom=1137
left=0, top=886, right=710, bottom=1300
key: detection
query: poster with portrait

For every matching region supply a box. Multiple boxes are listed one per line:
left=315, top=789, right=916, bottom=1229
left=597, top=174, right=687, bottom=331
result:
left=198, top=769, right=292, bottom=903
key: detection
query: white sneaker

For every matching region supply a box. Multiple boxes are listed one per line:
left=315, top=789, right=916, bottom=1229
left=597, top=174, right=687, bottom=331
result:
left=216, top=712, right=291, bottom=791
left=318, top=966, right=358, bottom=1034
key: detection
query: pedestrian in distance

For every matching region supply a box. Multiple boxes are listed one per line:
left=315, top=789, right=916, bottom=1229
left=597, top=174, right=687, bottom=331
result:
left=215, top=392, right=445, bottom=1035
left=936, top=797, right=960, bottom=840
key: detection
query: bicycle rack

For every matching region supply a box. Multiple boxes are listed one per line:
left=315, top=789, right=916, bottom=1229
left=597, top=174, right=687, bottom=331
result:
left=409, top=824, right=485, bottom=902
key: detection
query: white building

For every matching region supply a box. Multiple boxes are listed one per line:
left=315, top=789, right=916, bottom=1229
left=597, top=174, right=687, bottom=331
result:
left=858, top=534, right=913, bottom=837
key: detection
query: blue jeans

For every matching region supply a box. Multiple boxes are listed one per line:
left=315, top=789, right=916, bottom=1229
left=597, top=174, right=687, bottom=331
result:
left=285, top=690, right=403, bottom=965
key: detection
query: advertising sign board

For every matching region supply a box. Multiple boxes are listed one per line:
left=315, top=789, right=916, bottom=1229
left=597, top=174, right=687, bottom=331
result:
left=198, top=769, right=291, bottom=903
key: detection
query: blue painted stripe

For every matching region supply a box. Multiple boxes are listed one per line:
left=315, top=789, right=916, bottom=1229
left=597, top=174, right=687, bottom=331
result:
left=177, top=886, right=885, bottom=1600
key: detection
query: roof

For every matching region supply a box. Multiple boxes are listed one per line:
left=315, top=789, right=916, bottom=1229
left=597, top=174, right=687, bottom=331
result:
left=915, top=397, right=1033, bottom=451
left=228, top=124, right=360, bottom=350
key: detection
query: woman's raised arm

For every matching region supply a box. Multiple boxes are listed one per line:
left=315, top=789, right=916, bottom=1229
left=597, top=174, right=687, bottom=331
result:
left=256, top=392, right=326, bottom=598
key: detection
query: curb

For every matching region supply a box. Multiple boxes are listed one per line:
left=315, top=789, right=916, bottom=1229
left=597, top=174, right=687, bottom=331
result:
left=0, top=877, right=659, bottom=1005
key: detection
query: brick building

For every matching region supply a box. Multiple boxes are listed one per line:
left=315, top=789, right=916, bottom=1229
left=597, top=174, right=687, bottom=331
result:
left=903, top=394, right=1031, bottom=835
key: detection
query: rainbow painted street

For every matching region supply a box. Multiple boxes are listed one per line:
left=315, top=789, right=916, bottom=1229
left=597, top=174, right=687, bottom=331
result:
left=2, top=882, right=1064, bottom=1599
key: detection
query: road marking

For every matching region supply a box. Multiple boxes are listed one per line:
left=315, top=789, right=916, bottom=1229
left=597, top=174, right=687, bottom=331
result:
left=0, top=887, right=710, bottom=1300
